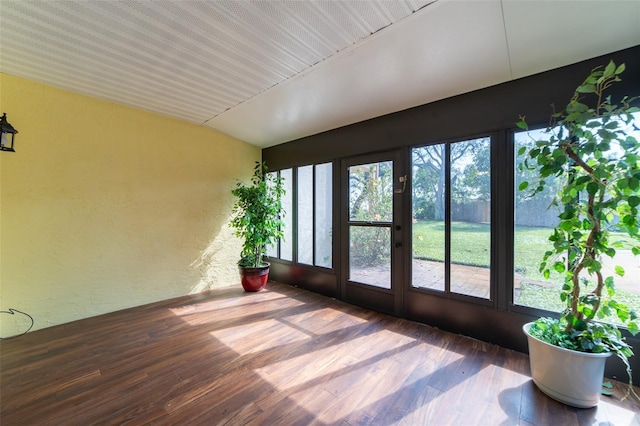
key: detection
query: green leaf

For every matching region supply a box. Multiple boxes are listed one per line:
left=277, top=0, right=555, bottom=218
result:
left=517, top=146, right=527, bottom=156
left=616, top=178, right=628, bottom=190
left=586, top=182, right=599, bottom=195
left=603, top=60, right=616, bottom=78
left=622, top=214, right=636, bottom=226
left=516, top=119, right=528, bottom=130
left=554, top=261, right=566, bottom=273
left=617, top=306, right=630, bottom=322
left=518, top=181, right=529, bottom=191
left=576, top=84, right=596, bottom=94
left=615, top=265, right=625, bottom=277
left=614, top=63, right=626, bottom=75
left=565, top=112, right=582, bottom=122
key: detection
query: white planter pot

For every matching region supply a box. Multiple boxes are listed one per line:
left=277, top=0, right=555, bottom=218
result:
left=523, top=322, right=611, bottom=408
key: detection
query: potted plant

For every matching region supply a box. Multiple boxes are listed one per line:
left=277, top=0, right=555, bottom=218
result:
left=230, top=161, right=285, bottom=292
left=517, top=60, right=639, bottom=407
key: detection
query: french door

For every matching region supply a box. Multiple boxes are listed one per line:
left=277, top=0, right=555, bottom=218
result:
left=340, top=150, right=404, bottom=315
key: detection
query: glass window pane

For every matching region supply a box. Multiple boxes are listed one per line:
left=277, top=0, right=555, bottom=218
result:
left=513, top=118, right=640, bottom=321
left=265, top=242, right=278, bottom=258
left=412, top=145, right=445, bottom=291
left=265, top=173, right=278, bottom=258
left=297, top=166, right=313, bottom=265
left=450, top=137, right=491, bottom=299
left=349, top=225, right=390, bottom=289
left=349, top=161, right=393, bottom=222
left=513, top=128, right=563, bottom=310
left=280, top=168, right=293, bottom=261
left=315, top=162, right=332, bottom=268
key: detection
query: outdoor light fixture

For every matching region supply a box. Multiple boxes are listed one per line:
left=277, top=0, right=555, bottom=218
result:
left=1, top=113, right=19, bottom=152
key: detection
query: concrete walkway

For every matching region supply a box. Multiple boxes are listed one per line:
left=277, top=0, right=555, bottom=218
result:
left=353, top=251, right=639, bottom=301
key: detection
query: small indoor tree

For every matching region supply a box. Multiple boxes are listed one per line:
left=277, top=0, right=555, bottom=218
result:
left=230, top=161, right=285, bottom=291
left=518, top=60, right=639, bottom=399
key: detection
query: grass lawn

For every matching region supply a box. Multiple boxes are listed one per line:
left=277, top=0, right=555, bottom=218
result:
left=413, top=220, right=636, bottom=276
left=518, top=282, right=640, bottom=327
left=413, top=220, right=640, bottom=322
left=412, top=220, right=489, bottom=267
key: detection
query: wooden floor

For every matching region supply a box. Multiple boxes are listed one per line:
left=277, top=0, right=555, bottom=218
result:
left=2, top=282, right=639, bottom=425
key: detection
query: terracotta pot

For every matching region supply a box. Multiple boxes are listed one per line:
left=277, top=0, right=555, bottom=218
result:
left=239, top=263, right=270, bottom=292
left=523, top=322, right=611, bottom=408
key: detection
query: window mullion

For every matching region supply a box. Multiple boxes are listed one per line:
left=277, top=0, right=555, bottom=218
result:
left=445, top=143, right=451, bottom=293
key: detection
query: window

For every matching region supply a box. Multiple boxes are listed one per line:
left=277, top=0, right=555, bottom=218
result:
left=513, top=128, right=563, bottom=311
left=297, top=163, right=333, bottom=268
left=280, top=169, right=293, bottom=261
left=514, top=117, right=640, bottom=321
left=297, top=166, right=314, bottom=265
left=412, top=145, right=445, bottom=291
left=265, top=168, right=293, bottom=260
left=314, top=163, right=333, bottom=268
left=269, top=163, right=333, bottom=268
left=412, top=137, right=492, bottom=299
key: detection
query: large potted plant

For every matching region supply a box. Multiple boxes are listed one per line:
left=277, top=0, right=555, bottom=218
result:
left=517, top=60, right=639, bottom=407
left=230, top=161, right=285, bottom=292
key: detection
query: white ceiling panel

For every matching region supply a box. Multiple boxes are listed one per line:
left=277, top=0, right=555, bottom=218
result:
left=503, top=0, right=640, bottom=79
left=207, top=0, right=512, bottom=147
left=1, top=0, right=639, bottom=148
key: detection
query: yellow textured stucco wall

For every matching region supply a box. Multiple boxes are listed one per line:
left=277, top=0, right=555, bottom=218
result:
left=0, top=73, right=260, bottom=336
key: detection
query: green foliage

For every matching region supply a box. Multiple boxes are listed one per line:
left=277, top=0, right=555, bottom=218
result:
left=518, top=61, right=640, bottom=399
left=529, top=316, right=637, bottom=400
left=530, top=317, right=631, bottom=356
left=518, top=282, right=640, bottom=326
left=350, top=226, right=390, bottom=268
left=349, top=162, right=393, bottom=268
left=412, top=139, right=490, bottom=221
left=602, top=381, right=614, bottom=396
left=230, top=162, right=285, bottom=268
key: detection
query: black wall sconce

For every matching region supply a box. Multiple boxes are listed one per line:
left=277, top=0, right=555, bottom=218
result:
left=1, top=113, right=19, bottom=152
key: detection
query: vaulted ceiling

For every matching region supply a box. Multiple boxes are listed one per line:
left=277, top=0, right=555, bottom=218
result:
left=1, top=0, right=639, bottom=147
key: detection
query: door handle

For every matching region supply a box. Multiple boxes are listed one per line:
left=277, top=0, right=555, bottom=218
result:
left=394, top=175, right=407, bottom=193
left=394, top=242, right=402, bottom=248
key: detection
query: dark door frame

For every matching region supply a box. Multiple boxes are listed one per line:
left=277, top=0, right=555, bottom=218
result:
left=339, top=149, right=405, bottom=316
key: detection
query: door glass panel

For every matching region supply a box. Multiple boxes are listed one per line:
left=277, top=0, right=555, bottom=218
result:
left=411, top=145, right=445, bottom=291
left=450, top=137, right=491, bottom=298
left=348, top=159, right=393, bottom=289
left=315, top=162, right=333, bottom=268
left=349, top=161, right=393, bottom=222
left=297, top=165, right=313, bottom=265
left=349, top=225, right=391, bottom=289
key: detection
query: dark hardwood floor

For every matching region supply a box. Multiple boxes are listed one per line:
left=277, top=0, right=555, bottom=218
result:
left=2, top=282, right=639, bottom=425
